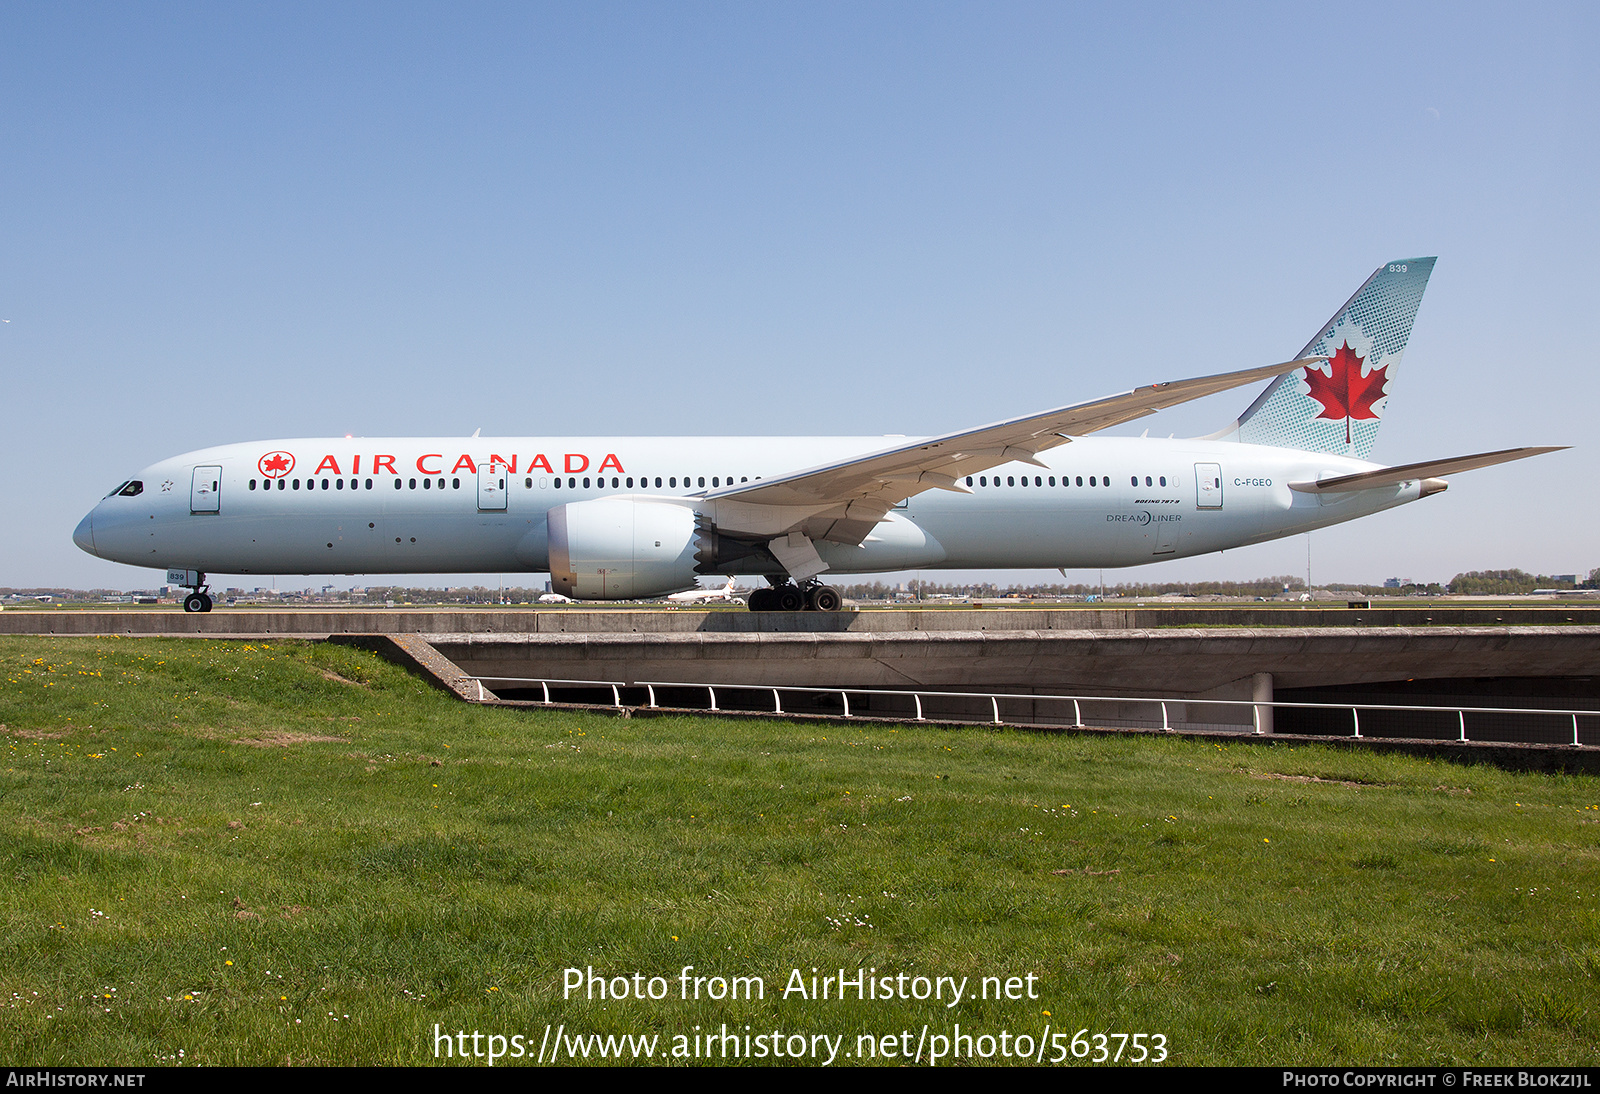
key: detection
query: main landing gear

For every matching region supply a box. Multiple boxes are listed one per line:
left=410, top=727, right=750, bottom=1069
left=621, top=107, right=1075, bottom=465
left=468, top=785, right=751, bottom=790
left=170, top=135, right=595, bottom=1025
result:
left=747, top=579, right=842, bottom=613
left=180, top=572, right=213, bottom=613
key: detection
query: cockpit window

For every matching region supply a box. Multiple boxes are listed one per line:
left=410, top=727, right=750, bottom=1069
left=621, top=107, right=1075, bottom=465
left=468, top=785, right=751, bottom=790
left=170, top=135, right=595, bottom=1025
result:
left=105, top=482, right=129, bottom=498
left=115, top=481, right=143, bottom=497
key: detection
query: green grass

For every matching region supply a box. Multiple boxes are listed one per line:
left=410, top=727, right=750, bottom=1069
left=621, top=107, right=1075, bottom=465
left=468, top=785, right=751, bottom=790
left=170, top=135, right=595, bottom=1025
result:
left=2, top=636, right=1598, bottom=1066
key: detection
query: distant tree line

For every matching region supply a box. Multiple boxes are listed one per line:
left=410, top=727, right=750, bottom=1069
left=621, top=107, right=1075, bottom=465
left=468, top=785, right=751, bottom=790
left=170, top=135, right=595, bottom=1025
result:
left=840, top=576, right=1315, bottom=599
left=352, top=586, right=543, bottom=604
left=1443, top=570, right=1582, bottom=595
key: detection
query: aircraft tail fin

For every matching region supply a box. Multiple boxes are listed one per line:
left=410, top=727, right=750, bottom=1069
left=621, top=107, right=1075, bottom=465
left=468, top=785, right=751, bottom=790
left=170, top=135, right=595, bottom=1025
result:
left=1222, top=258, right=1436, bottom=458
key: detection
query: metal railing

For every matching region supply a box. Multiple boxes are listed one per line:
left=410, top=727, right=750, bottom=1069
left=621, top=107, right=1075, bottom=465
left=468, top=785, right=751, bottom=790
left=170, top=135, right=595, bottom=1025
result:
left=467, top=674, right=1597, bottom=747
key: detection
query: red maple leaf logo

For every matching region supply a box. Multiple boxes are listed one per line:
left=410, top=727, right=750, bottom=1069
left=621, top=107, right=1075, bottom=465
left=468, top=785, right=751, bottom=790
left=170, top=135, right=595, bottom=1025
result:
left=258, top=451, right=295, bottom=478
left=1302, top=342, right=1387, bottom=444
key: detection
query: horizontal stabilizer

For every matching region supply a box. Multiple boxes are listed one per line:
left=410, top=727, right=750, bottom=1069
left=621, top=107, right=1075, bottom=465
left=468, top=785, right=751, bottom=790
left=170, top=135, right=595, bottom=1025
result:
left=1288, top=447, right=1567, bottom=494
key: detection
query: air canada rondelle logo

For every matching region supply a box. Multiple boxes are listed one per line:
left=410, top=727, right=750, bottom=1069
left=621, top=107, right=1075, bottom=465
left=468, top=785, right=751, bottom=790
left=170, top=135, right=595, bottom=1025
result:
left=258, top=451, right=295, bottom=478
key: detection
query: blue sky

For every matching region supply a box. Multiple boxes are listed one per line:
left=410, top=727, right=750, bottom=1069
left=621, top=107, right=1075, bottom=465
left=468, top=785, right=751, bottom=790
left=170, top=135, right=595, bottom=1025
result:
left=4, top=3, right=1596, bottom=590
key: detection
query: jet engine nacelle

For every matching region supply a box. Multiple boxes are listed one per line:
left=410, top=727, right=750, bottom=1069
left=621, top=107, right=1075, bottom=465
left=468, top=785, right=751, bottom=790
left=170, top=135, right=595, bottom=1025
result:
left=547, top=498, right=700, bottom=599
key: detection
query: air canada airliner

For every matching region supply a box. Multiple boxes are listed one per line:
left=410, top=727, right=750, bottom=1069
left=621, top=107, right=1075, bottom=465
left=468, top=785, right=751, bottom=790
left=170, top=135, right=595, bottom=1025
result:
left=74, top=258, right=1560, bottom=613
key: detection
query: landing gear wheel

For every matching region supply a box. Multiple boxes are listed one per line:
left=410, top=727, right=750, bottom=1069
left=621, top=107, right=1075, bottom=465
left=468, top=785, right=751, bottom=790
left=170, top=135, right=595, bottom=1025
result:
left=775, top=585, right=806, bottom=612
left=183, top=593, right=212, bottom=613
left=748, top=587, right=776, bottom=612
left=807, top=585, right=842, bottom=613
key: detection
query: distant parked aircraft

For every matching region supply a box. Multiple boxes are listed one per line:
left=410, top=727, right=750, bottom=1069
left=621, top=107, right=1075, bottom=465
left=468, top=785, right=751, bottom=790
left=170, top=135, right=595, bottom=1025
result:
left=666, top=576, right=749, bottom=604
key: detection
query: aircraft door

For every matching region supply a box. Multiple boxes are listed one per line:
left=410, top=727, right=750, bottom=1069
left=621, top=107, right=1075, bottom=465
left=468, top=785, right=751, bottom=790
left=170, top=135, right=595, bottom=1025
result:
left=1195, top=463, right=1222, bottom=509
left=191, top=466, right=222, bottom=513
left=478, top=461, right=508, bottom=511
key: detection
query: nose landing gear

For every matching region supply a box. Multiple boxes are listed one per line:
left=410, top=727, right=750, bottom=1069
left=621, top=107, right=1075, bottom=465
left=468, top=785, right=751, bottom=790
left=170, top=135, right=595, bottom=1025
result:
left=177, top=571, right=213, bottom=613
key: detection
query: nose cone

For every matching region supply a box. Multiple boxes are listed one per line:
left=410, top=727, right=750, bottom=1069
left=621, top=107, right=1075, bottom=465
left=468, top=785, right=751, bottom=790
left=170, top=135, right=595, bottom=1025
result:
left=73, top=511, right=98, bottom=557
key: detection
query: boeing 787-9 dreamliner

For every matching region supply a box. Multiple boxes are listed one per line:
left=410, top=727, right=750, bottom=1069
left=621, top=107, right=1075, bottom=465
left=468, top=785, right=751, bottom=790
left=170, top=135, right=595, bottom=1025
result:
left=74, top=258, right=1561, bottom=613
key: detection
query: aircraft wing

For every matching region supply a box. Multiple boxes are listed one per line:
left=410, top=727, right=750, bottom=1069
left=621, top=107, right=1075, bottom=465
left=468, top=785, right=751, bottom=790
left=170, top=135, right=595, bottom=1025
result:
left=702, top=357, right=1322, bottom=546
left=1288, top=446, right=1568, bottom=493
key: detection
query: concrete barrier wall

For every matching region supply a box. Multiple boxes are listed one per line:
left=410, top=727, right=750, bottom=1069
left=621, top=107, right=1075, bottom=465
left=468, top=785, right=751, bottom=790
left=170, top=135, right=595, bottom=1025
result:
left=5, top=605, right=1599, bottom=636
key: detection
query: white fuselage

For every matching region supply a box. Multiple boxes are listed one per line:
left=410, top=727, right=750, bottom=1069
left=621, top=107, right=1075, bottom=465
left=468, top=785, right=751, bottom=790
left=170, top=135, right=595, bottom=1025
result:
left=74, top=434, right=1424, bottom=582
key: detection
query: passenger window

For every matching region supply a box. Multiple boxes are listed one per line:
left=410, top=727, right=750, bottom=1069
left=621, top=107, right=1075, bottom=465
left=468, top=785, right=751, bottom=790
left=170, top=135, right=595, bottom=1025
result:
left=395, top=479, right=403, bottom=490
left=1089, top=476, right=1096, bottom=487
left=1007, top=476, right=1015, bottom=487
left=712, top=477, right=719, bottom=487
left=698, top=477, right=705, bottom=488
left=1075, top=476, right=1082, bottom=486
left=967, top=477, right=974, bottom=487
left=424, top=479, right=431, bottom=490
left=1131, top=476, right=1137, bottom=487
left=336, top=479, right=344, bottom=490
left=1048, top=477, right=1055, bottom=486
left=293, top=479, right=301, bottom=490
left=452, top=477, right=460, bottom=489
left=277, top=479, right=285, bottom=490
left=365, top=478, right=372, bottom=489
left=322, top=479, right=330, bottom=490
left=553, top=477, right=561, bottom=489
left=409, top=478, right=417, bottom=489
left=655, top=477, right=663, bottom=488
left=249, top=480, right=257, bottom=491
left=1160, top=476, right=1167, bottom=486
left=568, top=477, right=576, bottom=489
left=669, top=477, right=676, bottom=488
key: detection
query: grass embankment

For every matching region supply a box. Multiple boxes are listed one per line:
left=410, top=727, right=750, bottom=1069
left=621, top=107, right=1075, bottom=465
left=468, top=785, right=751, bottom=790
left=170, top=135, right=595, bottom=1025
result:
left=1, top=636, right=1597, bottom=1066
